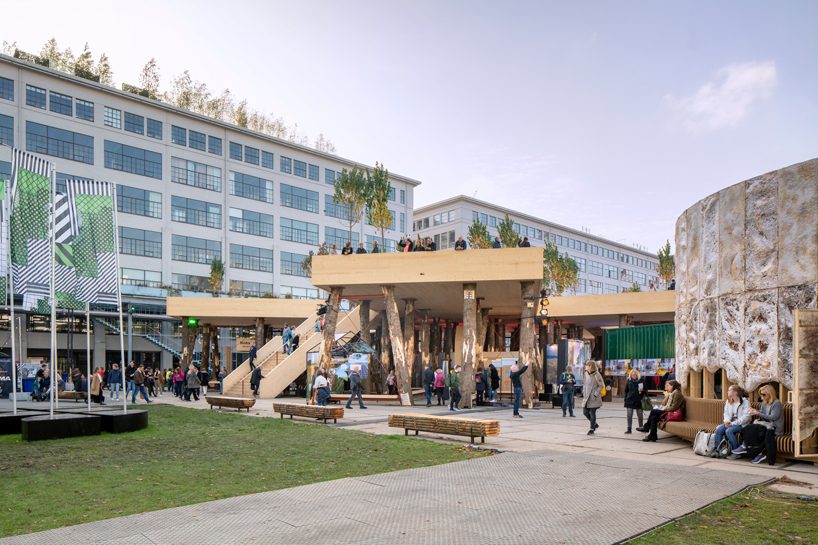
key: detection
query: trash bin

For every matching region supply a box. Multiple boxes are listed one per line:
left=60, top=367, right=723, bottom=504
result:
left=22, top=378, right=35, bottom=392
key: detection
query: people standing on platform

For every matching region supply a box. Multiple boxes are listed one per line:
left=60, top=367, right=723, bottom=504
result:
left=448, top=365, right=462, bottom=411
left=489, top=363, right=500, bottom=402
left=345, top=368, right=368, bottom=409
left=583, top=360, right=604, bottom=435
left=492, top=237, right=502, bottom=248
left=330, top=244, right=338, bottom=255
left=423, top=364, right=435, bottom=407
left=355, top=243, right=368, bottom=254
left=509, top=363, right=529, bottom=418
left=341, top=242, right=354, bottom=255
left=454, top=236, right=467, bottom=251
left=433, top=368, right=446, bottom=405
left=519, top=237, right=531, bottom=247
left=250, top=365, right=263, bottom=397
left=125, top=360, right=137, bottom=399
left=642, top=380, right=684, bottom=442
left=623, top=369, right=647, bottom=433
left=108, top=363, right=122, bottom=401
left=560, top=366, right=577, bottom=417
left=132, top=363, right=152, bottom=404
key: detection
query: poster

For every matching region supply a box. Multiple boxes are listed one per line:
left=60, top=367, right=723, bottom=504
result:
left=0, top=357, right=11, bottom=398
left=606, top=359, right=629, bottom=376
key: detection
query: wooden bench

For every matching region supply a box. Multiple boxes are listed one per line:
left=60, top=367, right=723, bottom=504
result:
left=204, top=395, right=256, bottom=412
left=663, top=397, right=796, bottom=456
left=273, top=403, right=344, bottom=423
left=58, top=391, right=86, bottom=402
left=388, top=413, right=500, bottom=444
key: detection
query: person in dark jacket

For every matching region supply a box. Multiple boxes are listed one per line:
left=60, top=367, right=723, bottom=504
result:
left=559, top=366, right=577, bottom=417
left=398, top=236, right=413, bottom=252
left=345, top=368, right=367, bottom=409
left=509, top=363, right=529, bottom=418
left=519, top=237, right=531, bottom=247
left=248, top=345, right=258, bottom=370
left=422, top=365, right=435, bottom=407
left=454, top=237, right=467, bottom=251
left=489, top=363, right=500, bottom=402
left=108, top=363, right=122, bottom=401
left=447, top=366, right=462, bottom=411
left=371, top=240, right=380, bottom=253
left=492, top=237, right=502, bottom=248
left=250, top=365, right=263, bottom=396
left=475, top=366, right=487, bottom=405
left=623, top=369, right=647, bottom=433
left=341, top=242, right=354, bottom=255
left=355, top=243, right=368, bottom=254
left=125, top=361, right=137, bottom=400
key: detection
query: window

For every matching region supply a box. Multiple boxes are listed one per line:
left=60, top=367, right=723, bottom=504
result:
left=635, top=271, right=647, bottom=286
left=604, top=264, right=618, bottom=279
left=26, top=121, right=94, bottom=164
left=280, top=286, right=320, bottom=299
left=261, top=151, right=274, bottom=169
left=280, top=217, right=319, bottom=245
left=325, top=168, right=337, bottom=185
left=171, top=157, right=222, bottom=192
left=104, top=140, right=162, bottom=178
left=208, top=135, right=222, bottom=155
left=171, top=125, right=187, bottom=146
left=230, top=280, right=274, bottom=297
left=280, top=183, right=319, bottom=213
left=605, top=284, right=619, bottom=294
left=573, top=257, right=586, bottom=273
left=589, top=260, right=603, bottom=276
left=189, top=130, right=206, bottom=151
left=229, top=207, right=273, bottom=238
left=119, top=227, right=162, bottom=258
left=244, top=146, right=259, bottom=165
left=229, top=141, right=242, bottom=161
left=26, top=85, right=46, bottom=109
left=124, top=112, right=144, bottom=135
left=104, top=106, right=121, bottom=128
left=0, top=76, right=13, bottom=101
left=324, top=194, right=351, bottom=220
left=366, top=234, right=396, bottom=252
left=577, top=278, right=587, bottom=293
left=172, top=273, right=210, bottom=292
left=400, top=212, right=405, bottom=233
left=388, top=187, right=396, bottom=201
left=230, top=243, right=273, bottom=272
left=280, top=251, right=309, bottom=277
left=75, top=99, right=94, bottom=121
left=172, top=235, right=221, bottom=264
left=0, top=161, right=11, bottom=182
left=308, top=164, right=319, bottom=181
left=400, top=189, right=405, bottom=205
left=116, top=185, right=162, bottom=218
left=280, top=156, right=292, bottom=174
left=293, top=160, right=307, bottom=178
left=122, top=268, right=162, bottom=288
left=171, top=196, right=222, bottom=228
left=49, top=91, right=72, bottom=116
left=230, top=171, right=273, bottom=203
left=0, top=115, right=12, bottom=147
left=488, top=215, right=497, bottom=228
left=146, top=118, right=162, bottom=140
left=325, top=227, right=358, bottom=250
left=588, top=280, right=603, bottom=295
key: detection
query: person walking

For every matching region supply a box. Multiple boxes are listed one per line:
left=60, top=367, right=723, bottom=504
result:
left=248, top=344, right=258, bottom=369
left=90, top=367, right=106, bottom=405
left=423, top=364, right=435, bottom=407
left=185, top=365, right=201, bottom=401
left=125, top=360, right=137, bottom=400
left=108, top=363, right=122, bottom=401
left=291, top=333, right=300, bottom=352
left=345, top=367, right=368, bottom=409
left=489, top=363, right=500, bottom=402
left=642, top=380, right=684, bottom=442
left=559, top=366, right=577, bottom=417
left=131, top=363, right=152, bottom=404
left=582, top=360, right=604, bottom=435
left=433, top=368, right=446, bottom=405
left=250, top=365, right=263, bottom=397
left=623, top=369, right=646, bottom=433
left=447, top=365, right=462, bottom=411
left=509, top=363, right=529, bottom=418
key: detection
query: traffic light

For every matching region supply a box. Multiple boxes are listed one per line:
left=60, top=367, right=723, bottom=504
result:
left=187, top=317, right=199, bottom=327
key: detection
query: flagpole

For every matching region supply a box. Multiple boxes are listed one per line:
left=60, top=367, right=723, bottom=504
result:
left=86, top=302, right=91, bottom=412
left=49, top=167, right=56, bottom=419
left=111, top=183, right=127, bottom=415
left=6, top=189, right=17, bottom=415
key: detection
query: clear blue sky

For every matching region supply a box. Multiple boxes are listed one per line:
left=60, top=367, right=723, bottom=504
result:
left=2, top=0, right=817, bottom=252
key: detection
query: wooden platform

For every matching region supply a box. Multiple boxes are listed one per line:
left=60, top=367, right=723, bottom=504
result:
left=273, top=402, right=344, bottom=423
left=388, top=413, right=500, bottom=444
left=204, top=395, right=256, bottom=412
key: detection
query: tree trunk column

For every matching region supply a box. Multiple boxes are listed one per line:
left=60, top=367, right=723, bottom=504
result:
left=255, top=317, right=265, bottom=347
left=201, top=326, right=211, bottom=374
left=382, top=286, right=411, bottom=405
left=520, top=281, right=540, bottom=407
left=487, top=318, right=496, bottom=353
left=318, top=287, right=343, bottom=371
left=359, top=300, right=374, bottom=393
left=461, top=283, right=478, bottom=408
left=403, top=299, right=416, bottom=387
left=420, top=316, right=431, bottom=370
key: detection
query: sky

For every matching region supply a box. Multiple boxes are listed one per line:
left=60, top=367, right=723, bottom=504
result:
left=2, top=0, right=817, bottom=253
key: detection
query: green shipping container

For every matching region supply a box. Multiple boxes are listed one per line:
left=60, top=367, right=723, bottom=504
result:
left=604, top=323, right=675, bottom=360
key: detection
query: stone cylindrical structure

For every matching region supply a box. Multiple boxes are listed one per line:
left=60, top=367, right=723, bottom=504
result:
left=675, top=159, right=818, bottom=391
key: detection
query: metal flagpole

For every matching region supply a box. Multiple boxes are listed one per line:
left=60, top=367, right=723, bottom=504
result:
left=6, top=187, right=17, bottom=415
left=86, top=302, right=91, bottom=412
left=111, top=183, right=127, bottom=414
left=49, top=167, right=56, bottom=418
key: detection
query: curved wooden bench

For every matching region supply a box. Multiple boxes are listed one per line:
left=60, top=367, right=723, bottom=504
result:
left=205, top=395, right=256, bottom=412
left=58, top=391, right=86, bottom=402
left=273, top=403, right=344, bottom=424
left=388, top=413, right=500, bottom=444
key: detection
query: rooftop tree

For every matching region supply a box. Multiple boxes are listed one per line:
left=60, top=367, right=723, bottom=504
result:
left=366, top=162, right=393, bottom=252
left=657, top=240, right=675, bottom=289
left=467, top=219, right=491, bottom=249
left=333, top=167, right=369, bottom=246
left=497, top=213, right=520, bottom=248
left=543, top=242, right=579, bottom=295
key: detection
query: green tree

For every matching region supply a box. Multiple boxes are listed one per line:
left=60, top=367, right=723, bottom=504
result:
left=333, top=167, right=368, bottom=245
left=657, top=240, right=675, bottom=289
left=95, top=53, right=113, bottom=85
left=543, top=242, right=579, bottom=295
left=366, top=162, right=393, bottom=251
left=467, top=219, right=491, bottom=249
left=624, top=282, right=642, bottom=293
left=233, top=100, right=249, bottom=128
left=74, top=43, right=95, bottom=78
left=209, top=259, right=225, bottom=295
left=138, top=58, right=161, bottom=99
left=497, top=213, right=520, bottom=248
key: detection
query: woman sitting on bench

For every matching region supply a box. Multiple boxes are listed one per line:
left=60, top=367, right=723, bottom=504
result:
left=642, top=380, right=684, bottom=442
left=731, top=384, right=784, bottom=465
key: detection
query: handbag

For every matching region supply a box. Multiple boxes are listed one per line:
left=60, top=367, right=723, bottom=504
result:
left=665, top=408, right=684, bottom=422
left=641, top=397, right=653, bottom=411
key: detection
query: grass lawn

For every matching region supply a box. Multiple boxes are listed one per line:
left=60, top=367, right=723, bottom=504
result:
left=631, top=485, right=818, bottom=545
left=0, top=404, right=488, bottom=537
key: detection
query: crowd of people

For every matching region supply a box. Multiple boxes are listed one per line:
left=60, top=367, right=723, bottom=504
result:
left=316, top=233, right=535, bottom=256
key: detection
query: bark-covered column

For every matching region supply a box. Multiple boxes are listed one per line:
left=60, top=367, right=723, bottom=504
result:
left=441, top=320, right=450, bottom=363
left=360, top=300, right=377, bottom=392
left=520, top=281, right=540, bottom=407
left=487, top=318, right=496, bottom=353
left=460, top=283, right=478, bottom=408
left=201, top=326, right=211, bottom=374
left=479, top=308, right=491, bottom=352
left=317, top=287, right=343, bottom=371
left=420, top=316, right=431, bottom=370
left=403, top=299, right=416, bottom=386
left=380, top=311, right=391, bottom=372
left=210, top=326, right=221, bottom=375
left=255, top=317, right=265, bottom=349
left=180, top=321, right=198, bottom=369
left=382, top=286, right=411, bottom=405
left=430, top=318, right=440, bottom=367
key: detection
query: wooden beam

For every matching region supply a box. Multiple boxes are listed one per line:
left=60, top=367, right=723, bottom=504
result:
left=689, top=369, right=702, bottom=399
left=460, top=283, right=478, bottom=408
left=383, top=285, right=411, bottom=405
left=317, top=287, right=343, bottom=371
left=520, top=281, right=539, bottom=407
left=702, top=370, right=716, bottom=399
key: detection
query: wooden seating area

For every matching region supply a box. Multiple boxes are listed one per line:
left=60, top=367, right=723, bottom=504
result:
left=204, top=395, right=256, bottom=412
left=663, top=397, right=795, bottom=456
left=58, top=391, right=86, bottom=402
left=388, top=413, right=500, bottom=444
left=273, top=402, right=344, bottom=423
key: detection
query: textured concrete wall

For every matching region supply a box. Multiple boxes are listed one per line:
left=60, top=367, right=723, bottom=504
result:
left=675, top=159, right=818, bottom=391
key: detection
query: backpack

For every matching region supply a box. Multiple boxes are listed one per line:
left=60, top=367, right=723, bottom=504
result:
left=693, top=431, right=730, bottom=458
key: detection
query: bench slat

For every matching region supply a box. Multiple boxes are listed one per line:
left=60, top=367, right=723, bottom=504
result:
left=388, top=413, right=500, bottom=444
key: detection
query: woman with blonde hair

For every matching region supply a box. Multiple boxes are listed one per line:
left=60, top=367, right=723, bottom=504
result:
left=731, top=384, right=784, bottom=465
left=623, top=368, right=647, bottom=434
left=582, top=360, right=604, bottom=435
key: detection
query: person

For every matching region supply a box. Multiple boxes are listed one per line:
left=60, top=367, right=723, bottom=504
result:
left=509, top=363, right=529, bottom=418
left=132, top=363, right=152, bottom=404
left=341, top=242, right=354, bottom=255
left=519, top=236, right=531, bottom=247
left=475, top=367, right=486, bottom=405
left=426, top=237, right=437, bottom=251
left=199, top=366, right=210, bottom=395
left=345, top=367, right=368, bottom=409
left=447, top=365, right=462, bottom=411
left=454, top=236, right=467, bottom=251
left=71, top=367, right=82, bottom=390
left=623, top=369, right=647, bottom=433
left=731, top=384, right=785, bottom=465
left=248, top=343, right=258, bottom=369
left=386, top=369, right=396, bottom=395
left=314, top=370, right=331, bottom=406
left=668, top=278, right=676, bottom=290
left=250, top=365, right=263, bottom=397
left=489, top=363, right=500, bottom=402
left=173, top=366, right=185, bottom=397
left=559, top=366, right=577, bottom=417
left=154, top=366, right=164, bottom=396
left=355, top=242, right=368, bottom=254
left=433, top=368, right=446, bottom=405
left=32, top=368, right=51, bottom=401
left=291, top=333, right=300, bottom=352
left=108, top=363, right=122, bottom=401
left=398, top=236, right=413, bottom=253
left=165, top=368, right=173, bottom=391
left=371, top=240, right=380, bottom=254
left=125, top=360, right=137, bottom=400
left=713, top=385, right=751, bottom=453
left=145, top=366, right=156, bottom=397
left=660, top=366, right=676, bottom=389
left=330, top=244, right=338, bottom=255
left=218, top=367, right=227, bottom=393
left=492, top=237, right=502, bottom=248
left=423, top=364, right=435, bottom=407
left=642, top=379, right=684, bottom=442
left=90, top=367, right=106, bottom=405
left=412, top=235, right=424, bottom=251
left=185, top=365, right=201, bottom=401
left=583, top=360, right=604, bottom=435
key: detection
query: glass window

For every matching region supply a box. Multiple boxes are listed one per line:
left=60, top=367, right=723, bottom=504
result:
left=0, top=76, right=13, bottom=101
left=26, top=121, right=94, bottom=164
left=400, top=189, right=406, bottom=204
left=104, top=140, right=162, bottom=178
left=26, top=85, right=46, bottom=109
left=229, top=171, right=273, bottom=203
left=172, top=273, right=210, bottom=292
left=604, top=264, right=618, bottom=279
left=49, top=91, right=72, bottom=116
left=75, top=99, right=94, bottom=121
left=0, top=114, right=12, bottom=147
left=229, top=141, right=242, bottom=161
left=230, top=243, right=273, bottom=272
left=146, top=118, right=163, bottom=140
left=244, top=146, right=259, bottom=165
left=324, top=194, right=351, bottom=220
left=293, top=160, right=307, bottom=178
left=116, top=185, right=162, bottom=218
left=280, top=156, right=292, bottom=174
left=308, top=164, right=319, bottom=181
left=280, top=217, right=319, bottom=245
left=388, top=187, right=396, bottom=201
left=261, top=151, right=274, bottom=169
left=325, top=168, right=336, bottom=185
left=171, top=125, right=187, bottom=146
left=229, top=207, right=273, bottom=238
left=172, top=235, right=222, bottom=264
left=574, top=256, right=586, bottom=273
left=589, top=260, right=603, bottom=276
left=280, top=251, right=309, bottom=277
left=280, top=183, right=319, bottom=213
left=400, top=212, right=405, bottom=233
left=366, top=234, right=396, bottom=252
left=121, top=268, right=162, bottom=288
left=171, top=196, right=222, bottom=229
left=0, top=161, right=12, bottom=182
left=279, top=286, right=320, bottom=299
left=171, top=157, right=222, bottom=192
left=208, top=135, right=222, bottom=155
left=229, top=280, right=274, bottom=297
left=119, top=227, right=162, bottom=258
left=104, top=106, right=121, bottom=128
left=324, top=227, right=358, bottom=250
left=189, top=130, right=206, bottom=151
left=124, top=112, right=144, bottom=135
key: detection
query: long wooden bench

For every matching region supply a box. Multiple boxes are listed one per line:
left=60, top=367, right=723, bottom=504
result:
left=273, top=402, right=344, bottom=423
left=388, top=413, right=500, bottom=444
left=58, top=391, right=86, bottom=402
left=204, top=395, right=256, bottom=412
left=663, top=397, right=795, bottom=456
